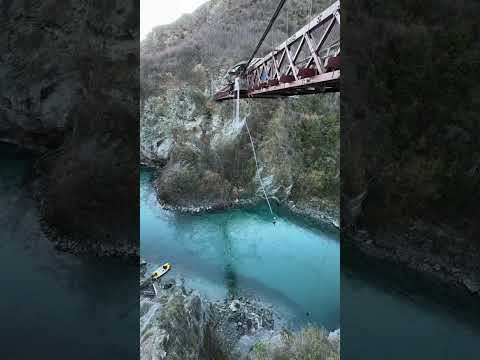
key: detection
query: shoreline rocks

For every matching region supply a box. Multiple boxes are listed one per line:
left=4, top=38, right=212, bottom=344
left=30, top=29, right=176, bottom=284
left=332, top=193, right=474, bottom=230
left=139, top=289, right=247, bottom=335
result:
left=281, top=199, right=339, bottom=230
left=157, top=196, right=260, bottom=214
left=140, top=270, right=277, bottom=359
left=328, top=328, right=341, bottom=352
left=139, top=261, right=338, bottom=359
left=34, top=202, right=139, bottom=260
left=344, top=226, right=480, bottom=305
left=154, top=184, right=340, bottom=231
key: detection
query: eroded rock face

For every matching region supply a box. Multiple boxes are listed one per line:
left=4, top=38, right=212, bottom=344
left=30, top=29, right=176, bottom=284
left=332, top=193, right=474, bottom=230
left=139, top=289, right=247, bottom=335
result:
left=140, top=261, right=338, bottom=360
left=140, top=280, right=228, bottom=360
left=1, top=1, right=139, bottom=256
left=140, top=284, right=278, bottom=360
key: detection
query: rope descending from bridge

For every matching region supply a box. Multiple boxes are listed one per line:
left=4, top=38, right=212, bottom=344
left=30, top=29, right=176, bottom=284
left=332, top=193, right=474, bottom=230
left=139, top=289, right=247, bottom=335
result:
left=242, top=0, right=288, bottom=75
left=235, top=79, right=276, bottom=224
left=244, top=117, right=274, bottom=219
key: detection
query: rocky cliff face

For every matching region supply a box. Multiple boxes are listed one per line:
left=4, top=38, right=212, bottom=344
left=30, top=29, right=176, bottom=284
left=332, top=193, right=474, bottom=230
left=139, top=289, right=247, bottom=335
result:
left=140, top=0, right=339, bottom=214
left=342, top=0, right=480, bottom=295
left=140, top=265, right=339, bottom=360
left=1, top=1, right=139, bottom=256
left=140, top=284, right=225, bottom=360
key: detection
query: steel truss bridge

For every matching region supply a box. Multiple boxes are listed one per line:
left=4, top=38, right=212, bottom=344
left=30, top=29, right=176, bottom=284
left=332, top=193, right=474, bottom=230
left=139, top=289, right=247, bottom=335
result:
left=214, top=0, right=340, bottom=101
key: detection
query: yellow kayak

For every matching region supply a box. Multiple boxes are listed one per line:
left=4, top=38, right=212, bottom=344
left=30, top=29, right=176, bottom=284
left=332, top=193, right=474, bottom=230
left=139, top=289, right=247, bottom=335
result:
left=151, top=263, right=171, bottom=280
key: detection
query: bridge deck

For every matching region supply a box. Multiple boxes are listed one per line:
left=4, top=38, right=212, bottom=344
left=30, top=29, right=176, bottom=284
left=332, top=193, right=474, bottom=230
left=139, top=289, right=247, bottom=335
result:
left=215, top=70, right=339, bottom=101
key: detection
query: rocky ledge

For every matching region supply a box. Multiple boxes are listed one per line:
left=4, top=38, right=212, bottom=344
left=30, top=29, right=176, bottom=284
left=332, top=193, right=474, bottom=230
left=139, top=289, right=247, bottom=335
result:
left=344, top=223, right=480, bottom=306
left=156, top=195, right=260, bottom=215
left=140, top=262, right=340, bottom=359
left=140, top=276, right=275, bottom=359
left=154, top=181, right=339, bottom=231
left=282, top=199, right=340, bottom=230
left=39, top=220, right=138, bottom=259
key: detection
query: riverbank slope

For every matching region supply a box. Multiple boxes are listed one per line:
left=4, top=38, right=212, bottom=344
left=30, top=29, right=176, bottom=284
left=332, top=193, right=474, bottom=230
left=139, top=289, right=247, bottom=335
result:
left=140, top=263, right=340, bottom=360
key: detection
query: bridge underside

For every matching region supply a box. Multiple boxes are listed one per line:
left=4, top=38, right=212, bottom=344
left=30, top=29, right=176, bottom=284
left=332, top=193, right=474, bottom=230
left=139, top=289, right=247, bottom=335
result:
left=214, top=70, right=339, bottom=101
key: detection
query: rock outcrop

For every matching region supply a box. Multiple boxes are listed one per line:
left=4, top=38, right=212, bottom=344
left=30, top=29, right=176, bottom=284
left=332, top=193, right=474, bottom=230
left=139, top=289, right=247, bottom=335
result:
left=140, top=274, right=276, bottom=359
left=1, top=1, right=139, bottom=257
left=140, top=263, right=338, bottom=360
left=140, top=283, right=224, bottom=360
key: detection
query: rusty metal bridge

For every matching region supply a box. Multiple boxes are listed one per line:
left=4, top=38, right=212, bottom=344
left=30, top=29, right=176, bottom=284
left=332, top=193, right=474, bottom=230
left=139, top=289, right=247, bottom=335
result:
left=214, top=0, right=340, bottom=101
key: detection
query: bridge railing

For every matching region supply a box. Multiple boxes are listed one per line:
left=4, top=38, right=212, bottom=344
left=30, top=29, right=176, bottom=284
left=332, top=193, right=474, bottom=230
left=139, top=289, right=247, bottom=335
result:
left=245, top=0, right=340, bottom=92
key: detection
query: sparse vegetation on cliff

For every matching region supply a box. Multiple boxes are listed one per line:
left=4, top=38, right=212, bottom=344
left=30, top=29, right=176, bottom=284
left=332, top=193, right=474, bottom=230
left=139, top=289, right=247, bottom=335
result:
left=140, top=0, right=339, bottom=217
left=250, top=327, right=340, bottom=360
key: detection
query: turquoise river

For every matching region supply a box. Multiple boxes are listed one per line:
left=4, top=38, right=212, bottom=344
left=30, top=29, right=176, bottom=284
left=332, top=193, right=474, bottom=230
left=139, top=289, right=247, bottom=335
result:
left=141, top=166, right=480, bottom=359
left=140, top=167, right=340, bottom=330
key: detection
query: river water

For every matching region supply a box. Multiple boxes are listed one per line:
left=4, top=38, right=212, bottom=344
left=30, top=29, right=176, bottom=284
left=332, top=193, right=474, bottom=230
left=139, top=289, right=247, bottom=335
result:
left=342, top=261, right=480, bottom=359
left=0, top=143, right=138, bottom=359
left=142, top=166, right=480, bottom=359
left=140, top=167, right=340, bottom=330
left=3, top=147, right=477, bottom=358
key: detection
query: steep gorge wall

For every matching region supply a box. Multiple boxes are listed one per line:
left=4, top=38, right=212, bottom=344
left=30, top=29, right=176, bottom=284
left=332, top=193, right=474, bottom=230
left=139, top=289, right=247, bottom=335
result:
left=1, top=1, right=139, bottom=256
left=140, top=0, right=339, bottom=211
left=342, top=0, right=480, bottom=292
